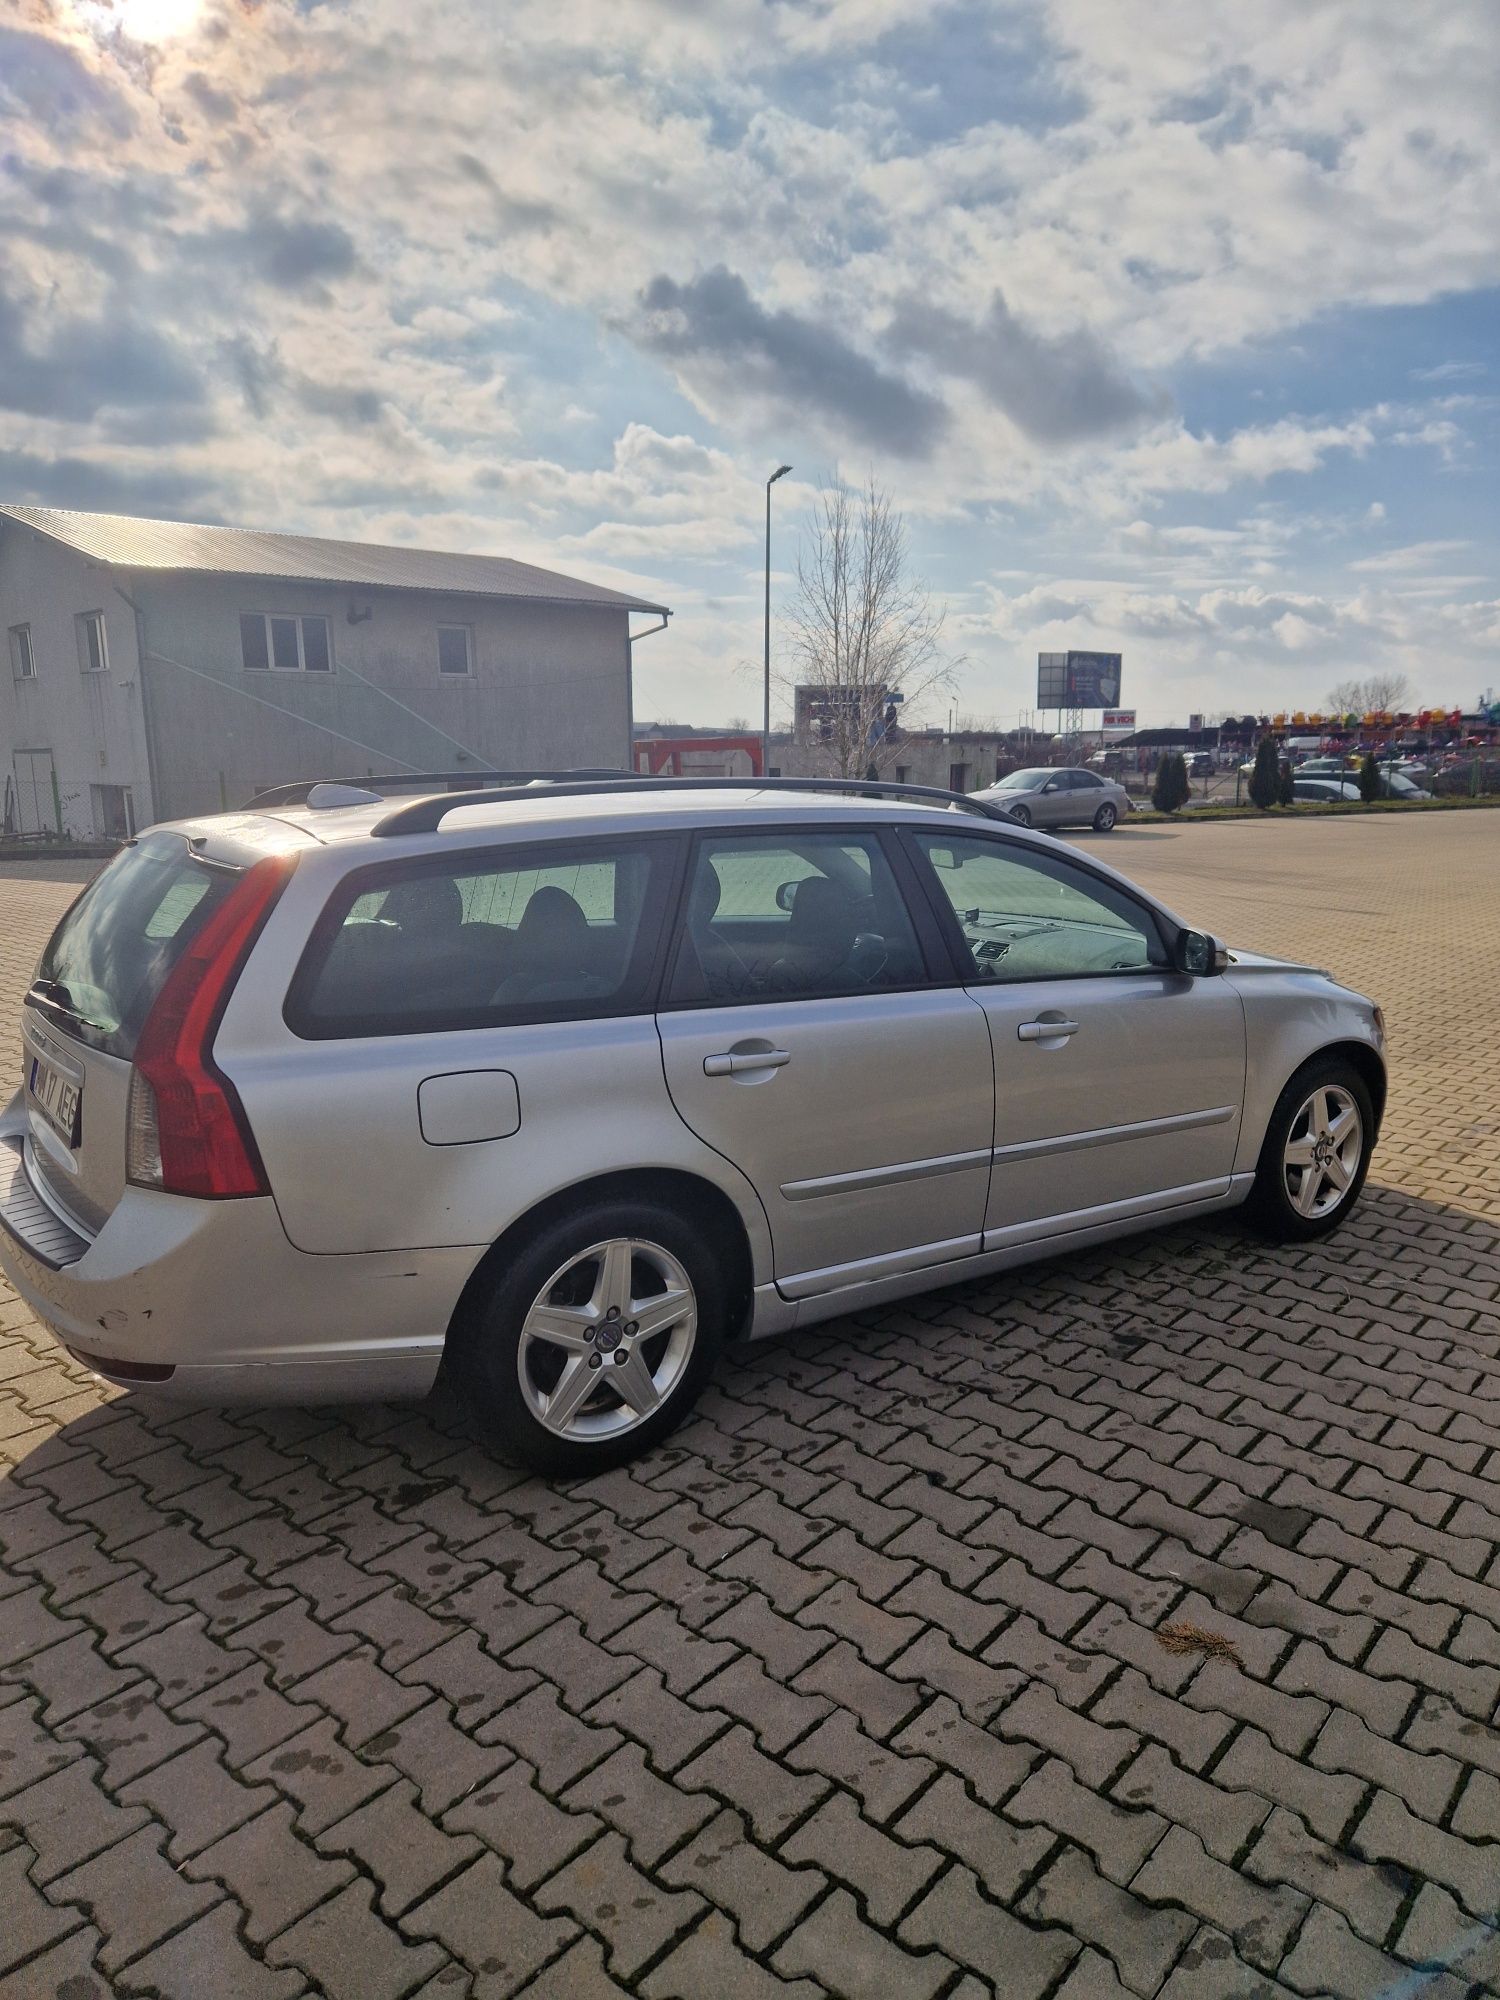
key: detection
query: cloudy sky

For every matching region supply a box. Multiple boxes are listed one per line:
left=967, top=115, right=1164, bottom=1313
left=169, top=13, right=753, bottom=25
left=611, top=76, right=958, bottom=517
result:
left=3, top=0, right=1498, bottom=727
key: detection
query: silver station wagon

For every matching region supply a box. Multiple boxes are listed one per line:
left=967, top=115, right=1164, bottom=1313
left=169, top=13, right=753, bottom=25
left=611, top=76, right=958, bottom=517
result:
left=1, top=775, right=1386, bottom=1473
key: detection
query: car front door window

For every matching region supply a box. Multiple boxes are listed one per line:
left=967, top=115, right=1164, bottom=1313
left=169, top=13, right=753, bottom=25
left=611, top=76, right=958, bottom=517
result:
left=911, top=833, right=1166, bottom=981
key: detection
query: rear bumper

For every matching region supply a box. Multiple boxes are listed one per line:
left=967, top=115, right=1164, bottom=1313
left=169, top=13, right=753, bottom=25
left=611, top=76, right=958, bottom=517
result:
left=0, top=1110, right=472, bottom=1404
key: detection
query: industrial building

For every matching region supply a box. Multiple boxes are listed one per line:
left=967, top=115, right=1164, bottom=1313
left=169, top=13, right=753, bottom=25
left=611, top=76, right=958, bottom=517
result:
left=0, top=506, right=668, bottom=837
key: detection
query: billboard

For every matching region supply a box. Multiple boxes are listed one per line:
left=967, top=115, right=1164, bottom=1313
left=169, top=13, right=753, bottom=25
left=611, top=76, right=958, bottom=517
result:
left=1037, top=651, right=1123, bottom=710
left=1102, top=710, right=1136, bottom=731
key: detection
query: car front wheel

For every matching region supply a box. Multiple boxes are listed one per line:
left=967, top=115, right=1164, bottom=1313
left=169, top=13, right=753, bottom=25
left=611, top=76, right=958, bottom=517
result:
left=1092, top=802, right=1118, bottom=832
left=1248, top=1058, right=1375, bottom=1241
left=449, top=1200, right=725, bottom=1474
left=1006, top=803, right=1033, bottom=827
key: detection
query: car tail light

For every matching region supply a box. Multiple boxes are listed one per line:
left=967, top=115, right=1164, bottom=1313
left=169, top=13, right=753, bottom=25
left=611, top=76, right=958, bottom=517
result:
left=127, top=854, right=293, bottom=1198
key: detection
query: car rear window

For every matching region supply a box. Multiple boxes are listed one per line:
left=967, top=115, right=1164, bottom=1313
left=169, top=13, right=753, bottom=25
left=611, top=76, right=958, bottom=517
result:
left=286, top=836, right=675, bottom=1038
left=29, top=833, right=238, bottom=1058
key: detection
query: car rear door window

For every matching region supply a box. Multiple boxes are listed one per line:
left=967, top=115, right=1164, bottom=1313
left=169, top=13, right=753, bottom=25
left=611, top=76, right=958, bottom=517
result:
left=288, top=837, right=675, bottom=1037
left=666, top=831, right=929, bottom=1004
left=910, top=832, right=1167, bottom=981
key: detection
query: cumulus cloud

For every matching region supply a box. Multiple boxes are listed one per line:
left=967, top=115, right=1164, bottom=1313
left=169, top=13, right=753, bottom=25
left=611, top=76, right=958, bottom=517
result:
left=0, top=278, right=205, bottom=421
left=884, top=289, right=1156, bottom=444
left=630, top=268, right=946, bottom=457
left=195, top=209, right=360, bottom=293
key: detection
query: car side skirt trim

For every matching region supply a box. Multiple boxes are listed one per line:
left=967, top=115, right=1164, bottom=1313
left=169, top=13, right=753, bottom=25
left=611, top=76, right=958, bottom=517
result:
left=981, top=1173, right=1241, bottom=1252
left=775, top=1230, right=982, bottom=1302
left=989, top=1104, right=1237, bottom=1165
left=751, top=1174, right=1255, bottom=1336
left=781, top=1146, right=992, bottom=1202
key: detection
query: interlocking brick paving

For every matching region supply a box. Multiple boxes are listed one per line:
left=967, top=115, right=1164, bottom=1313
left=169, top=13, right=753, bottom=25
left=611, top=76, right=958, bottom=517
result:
left=1, top=813, right=1498, bottom=1998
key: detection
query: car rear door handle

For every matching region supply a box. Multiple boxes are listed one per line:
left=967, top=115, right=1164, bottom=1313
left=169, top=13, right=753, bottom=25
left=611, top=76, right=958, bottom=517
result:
left=1018, top=1019, right=1079, bottom=1041
left=704, top=1049, right=791, bottom=1076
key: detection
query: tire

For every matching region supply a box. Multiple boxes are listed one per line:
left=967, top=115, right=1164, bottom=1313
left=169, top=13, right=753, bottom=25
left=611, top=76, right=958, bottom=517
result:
left=449, top=1200, right=726, bottom=1475
left=1092, top=802, right=1118, bottom=832
left=1247, top=1057, right=1375, bottom=1242
left=1007, top=803, right=1033, bottom=827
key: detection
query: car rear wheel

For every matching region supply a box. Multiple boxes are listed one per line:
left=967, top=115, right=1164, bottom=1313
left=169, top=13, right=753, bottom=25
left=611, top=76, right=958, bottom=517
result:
left=449, top=1200, right=725, bottom=1474
left=1006, top=803, right=1033, bottom=827
left=1248, top=1057, right=1375, bottom=1242
left=1092, top=802, right=1118, bottom=832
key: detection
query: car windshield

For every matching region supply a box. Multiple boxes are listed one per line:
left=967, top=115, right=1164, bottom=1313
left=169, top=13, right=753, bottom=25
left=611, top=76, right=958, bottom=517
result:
left=991, top=769, right=1050, bottom=791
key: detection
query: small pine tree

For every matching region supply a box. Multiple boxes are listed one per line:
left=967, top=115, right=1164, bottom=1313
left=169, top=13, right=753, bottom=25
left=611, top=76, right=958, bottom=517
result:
left=1152, top=751, right=1190, bottom=814
left=1359, top=752, right=1381, bottom=803
left=1248, top=736, right=1280, bottom=809
left=1276, top=759, right=1295, bottom=807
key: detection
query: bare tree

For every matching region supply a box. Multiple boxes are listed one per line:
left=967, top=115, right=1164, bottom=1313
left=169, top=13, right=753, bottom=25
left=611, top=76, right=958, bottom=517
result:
left=1362, top=670, right=1411, bottom=714
left=1326, top=672, right=1412, bottom=716
left=782, top=473, right=959, bottom=777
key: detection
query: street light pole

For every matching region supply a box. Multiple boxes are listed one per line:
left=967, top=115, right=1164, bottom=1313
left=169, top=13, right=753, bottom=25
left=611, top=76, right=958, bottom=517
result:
left=763, top=464, right=792, bottom=776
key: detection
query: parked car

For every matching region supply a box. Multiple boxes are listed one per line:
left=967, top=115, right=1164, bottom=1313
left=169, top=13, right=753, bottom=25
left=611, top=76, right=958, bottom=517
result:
left=1293, top=758, right=1357, bottom=779
left=1379, top=771, right=1432, bottom=800
left=0, top=775, right=1385, bottom=1473
left=1292, top=779, right=1364, bottom=804
left=975, top=766, right=1132, bottom=832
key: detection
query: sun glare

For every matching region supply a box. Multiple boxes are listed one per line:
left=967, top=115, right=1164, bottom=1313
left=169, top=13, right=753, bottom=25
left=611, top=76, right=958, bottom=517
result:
left=87, top=0, right=207, bottom=44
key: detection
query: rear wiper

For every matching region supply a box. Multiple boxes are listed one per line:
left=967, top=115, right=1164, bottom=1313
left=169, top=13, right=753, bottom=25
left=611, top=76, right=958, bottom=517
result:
left=30, top=979, right=108, bottom=1032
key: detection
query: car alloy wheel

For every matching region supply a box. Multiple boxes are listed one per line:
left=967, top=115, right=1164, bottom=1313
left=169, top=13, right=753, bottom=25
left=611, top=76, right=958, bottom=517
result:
left=517, top=1236, right=698, bottom=1441
left=1093, top=803, right=1118, bottom=832
left=1281, top=1084, right=1363, bottom=1221
left=1007, top=803, right=1033, bottom=827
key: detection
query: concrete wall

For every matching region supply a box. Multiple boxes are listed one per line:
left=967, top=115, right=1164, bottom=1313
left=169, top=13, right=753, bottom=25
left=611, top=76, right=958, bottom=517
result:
left=769, top=731, right=1020, bottom=793
left=134, top=574, right=633, bottom=819
left=0, top=522, right=152, bottom=837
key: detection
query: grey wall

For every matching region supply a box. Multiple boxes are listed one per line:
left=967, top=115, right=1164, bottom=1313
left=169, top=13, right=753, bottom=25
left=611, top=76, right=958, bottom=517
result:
left=769, top=731, right=1015, bottom=792
left=134, top=574, right=633, bottom=818
left=0, top=524, right=153, bottom=837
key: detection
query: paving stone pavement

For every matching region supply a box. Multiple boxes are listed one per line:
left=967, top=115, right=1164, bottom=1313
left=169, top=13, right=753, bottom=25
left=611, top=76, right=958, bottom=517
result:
left=1, top=812, right=1499, bottom=1999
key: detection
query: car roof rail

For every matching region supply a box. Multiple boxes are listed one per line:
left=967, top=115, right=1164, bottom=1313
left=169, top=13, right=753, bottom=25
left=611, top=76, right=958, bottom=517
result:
left=245, top=769, right=642, bottom=810
left=370, top=773, right=1008, bottom=838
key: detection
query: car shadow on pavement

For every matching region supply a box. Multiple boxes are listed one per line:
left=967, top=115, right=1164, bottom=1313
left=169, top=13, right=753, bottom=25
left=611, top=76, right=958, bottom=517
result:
left=9, top=1175, right=1493, bottom=1503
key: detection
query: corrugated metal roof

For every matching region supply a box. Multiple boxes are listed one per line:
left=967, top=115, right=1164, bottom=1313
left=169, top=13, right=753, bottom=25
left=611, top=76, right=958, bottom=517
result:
left=0, top=504, right=670, bottom=614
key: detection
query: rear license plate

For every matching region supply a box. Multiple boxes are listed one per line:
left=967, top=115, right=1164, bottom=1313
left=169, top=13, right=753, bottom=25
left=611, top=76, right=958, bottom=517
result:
left=28, top=1053, right=81, bottom=1148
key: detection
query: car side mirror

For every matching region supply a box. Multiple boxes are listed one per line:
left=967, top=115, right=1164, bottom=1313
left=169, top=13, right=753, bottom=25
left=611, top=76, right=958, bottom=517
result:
left=1175, top=929, right=1229, bottom=975
left=1041, top=781, right=1058, bottom=793
left=775, top=881, right=798, bottom=911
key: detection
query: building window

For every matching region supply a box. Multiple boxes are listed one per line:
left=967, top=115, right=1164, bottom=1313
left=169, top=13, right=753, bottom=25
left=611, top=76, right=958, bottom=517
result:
left=240, top=613, right=332, bottom=673
left=9, top=624, right=35, bottom=681
left=77, top=611, right=108, bottom=674
left=894, top=765, right=910, bottom=782
left=437, top=624, right=472, bottom=676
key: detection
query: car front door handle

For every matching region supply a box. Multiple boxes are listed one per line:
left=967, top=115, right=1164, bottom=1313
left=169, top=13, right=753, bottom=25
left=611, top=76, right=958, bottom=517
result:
left=1018, top=1019, right=1079, bottom=1041
left=704, top=1049, right=792, bottom=1077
